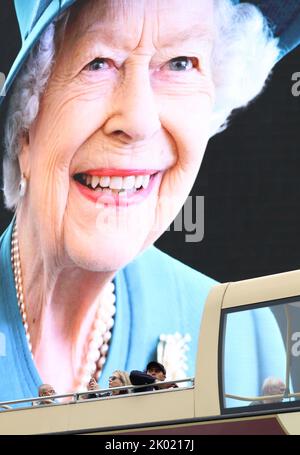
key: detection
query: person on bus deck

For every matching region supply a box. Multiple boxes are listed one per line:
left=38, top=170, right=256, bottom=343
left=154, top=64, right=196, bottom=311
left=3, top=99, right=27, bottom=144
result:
left=261, top=377, right=286, bottom=404
left=84, top=370, right=132, bottom=398
left=106, top=370, right=132, bottom=396
left=250, top=377, right=286, bottom=406
left=83, top=377, right=102, bottom=399
left=32, top=384, right=57, bottom=406
left=130, top=361, right=178, bottom=393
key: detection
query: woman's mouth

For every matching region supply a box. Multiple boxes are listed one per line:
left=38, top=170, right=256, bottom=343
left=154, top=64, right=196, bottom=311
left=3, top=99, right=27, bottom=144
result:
left=73, top=170, right=160, bottom=206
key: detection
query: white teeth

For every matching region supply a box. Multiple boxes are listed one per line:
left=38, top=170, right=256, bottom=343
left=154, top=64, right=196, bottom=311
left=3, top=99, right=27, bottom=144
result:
left=91, top=176, right=100, bottom=189
left=83, top=173, right=154, bottom=190
left=123, top=176, right=135, bottom=190
left=118, top=190, right=127, bottom=197
left=142, top=175, right=150, bottom=189
left=100, top=176, right=110, bottom=187
left=134, top=175, right=144, bottom=189
left=109, top=176, right=123, bottom=190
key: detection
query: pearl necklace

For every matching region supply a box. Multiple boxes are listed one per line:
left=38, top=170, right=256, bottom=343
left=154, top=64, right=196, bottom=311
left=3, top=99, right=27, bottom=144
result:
left=11, top=223, right=116, bottom=391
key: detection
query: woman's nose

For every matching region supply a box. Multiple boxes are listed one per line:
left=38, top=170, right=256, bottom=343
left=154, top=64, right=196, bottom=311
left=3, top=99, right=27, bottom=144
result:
left=103, top=66, right=161, bottom=143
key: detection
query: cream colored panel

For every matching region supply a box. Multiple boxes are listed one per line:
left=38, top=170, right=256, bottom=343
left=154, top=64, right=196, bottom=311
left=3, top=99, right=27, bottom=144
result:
left=194, top=283, right=229, bottom=417
left=276, top=412, right=300, bottom=435
left=68, top=389, right=194, bottom=432
left=0, top=404, right=72, bottom=435
left=222, top=269, right=300, bottom=309
left=0, top=389, right=194, bottom=435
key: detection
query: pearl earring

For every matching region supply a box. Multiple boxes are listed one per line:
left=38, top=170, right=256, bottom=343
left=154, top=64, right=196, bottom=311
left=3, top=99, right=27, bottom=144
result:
left=19, top=174, right=27, bottom=197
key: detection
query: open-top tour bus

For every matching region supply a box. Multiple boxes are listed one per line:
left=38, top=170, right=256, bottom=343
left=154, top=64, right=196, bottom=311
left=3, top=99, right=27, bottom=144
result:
left=1, top=269, right=300, bottom=435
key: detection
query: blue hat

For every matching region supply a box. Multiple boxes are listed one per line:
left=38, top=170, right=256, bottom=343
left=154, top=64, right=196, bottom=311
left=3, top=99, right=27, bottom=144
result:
left=1, top=0, right=300, bottom=103
left=0, top=0, right=75, bottom=100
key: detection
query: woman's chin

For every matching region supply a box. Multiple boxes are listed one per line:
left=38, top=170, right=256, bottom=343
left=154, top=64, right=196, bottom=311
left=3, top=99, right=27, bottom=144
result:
left=65, top=236, right=145, bottom=273
left=63, top=202, right=160, bottom=271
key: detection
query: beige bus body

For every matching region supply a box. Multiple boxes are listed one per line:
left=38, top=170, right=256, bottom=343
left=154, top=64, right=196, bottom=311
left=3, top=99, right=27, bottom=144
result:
left=1, top=269, right=300, bottom=434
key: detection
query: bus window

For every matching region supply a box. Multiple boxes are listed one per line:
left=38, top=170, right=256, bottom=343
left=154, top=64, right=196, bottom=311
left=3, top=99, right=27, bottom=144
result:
left=220, top=297, right=300, bottom=413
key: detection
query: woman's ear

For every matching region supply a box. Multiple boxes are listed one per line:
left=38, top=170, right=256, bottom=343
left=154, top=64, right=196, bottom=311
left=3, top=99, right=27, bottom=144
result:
left=18, top=131, right=30, bottom=178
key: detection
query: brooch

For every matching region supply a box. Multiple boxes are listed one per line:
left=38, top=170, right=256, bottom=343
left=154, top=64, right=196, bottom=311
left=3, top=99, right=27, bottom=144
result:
left=157, top=332, right=191, bottom=384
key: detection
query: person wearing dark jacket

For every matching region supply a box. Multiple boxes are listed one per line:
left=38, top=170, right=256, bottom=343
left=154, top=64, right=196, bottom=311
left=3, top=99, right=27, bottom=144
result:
left=130, top=361, right=178, bottom=393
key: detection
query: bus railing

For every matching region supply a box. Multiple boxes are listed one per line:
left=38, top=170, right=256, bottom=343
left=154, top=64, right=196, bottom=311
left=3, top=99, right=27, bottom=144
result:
left=0, top=377, right=195, bottom=411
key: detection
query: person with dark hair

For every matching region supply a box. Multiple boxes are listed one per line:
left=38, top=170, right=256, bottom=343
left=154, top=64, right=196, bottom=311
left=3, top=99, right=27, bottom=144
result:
left=130, top=361, right=178, bottom=393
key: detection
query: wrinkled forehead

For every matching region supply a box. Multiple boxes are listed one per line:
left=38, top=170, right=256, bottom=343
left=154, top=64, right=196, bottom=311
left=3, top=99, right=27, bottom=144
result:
left=67, top=0, right=215, bottom=47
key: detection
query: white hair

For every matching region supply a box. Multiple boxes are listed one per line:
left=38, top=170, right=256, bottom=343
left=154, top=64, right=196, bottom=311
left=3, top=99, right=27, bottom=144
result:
left=3, top=0, right=280, bottom=209
left=262, top=376, right=285, bottom=396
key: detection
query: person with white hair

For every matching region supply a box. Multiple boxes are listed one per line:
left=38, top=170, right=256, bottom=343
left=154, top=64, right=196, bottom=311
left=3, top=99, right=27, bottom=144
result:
left=250, top=377, right=286, bottom=406
left=0, top=0, right=299, bottom=403
left=32, top=384, right=57, bottom=406
left=262, top=377, right=286, bottom=404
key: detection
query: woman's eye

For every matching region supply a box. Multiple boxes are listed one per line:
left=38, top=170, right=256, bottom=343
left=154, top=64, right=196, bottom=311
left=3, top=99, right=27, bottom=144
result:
left=84, top=58, right=111, bottom=71
left=167, top=57, right=195, bottom=71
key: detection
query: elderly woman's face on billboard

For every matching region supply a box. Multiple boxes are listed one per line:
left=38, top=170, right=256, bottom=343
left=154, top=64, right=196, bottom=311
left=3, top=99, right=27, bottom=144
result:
left=19, top=0, right=214, bottom=272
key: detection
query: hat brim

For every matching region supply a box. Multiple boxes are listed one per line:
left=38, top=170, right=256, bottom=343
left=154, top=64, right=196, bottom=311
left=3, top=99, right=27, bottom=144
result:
left=0, top=0, right=75, bottom=103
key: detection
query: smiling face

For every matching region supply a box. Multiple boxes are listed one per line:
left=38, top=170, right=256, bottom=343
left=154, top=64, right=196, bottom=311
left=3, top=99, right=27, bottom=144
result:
left=20, top=0, right=215, bottom=273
